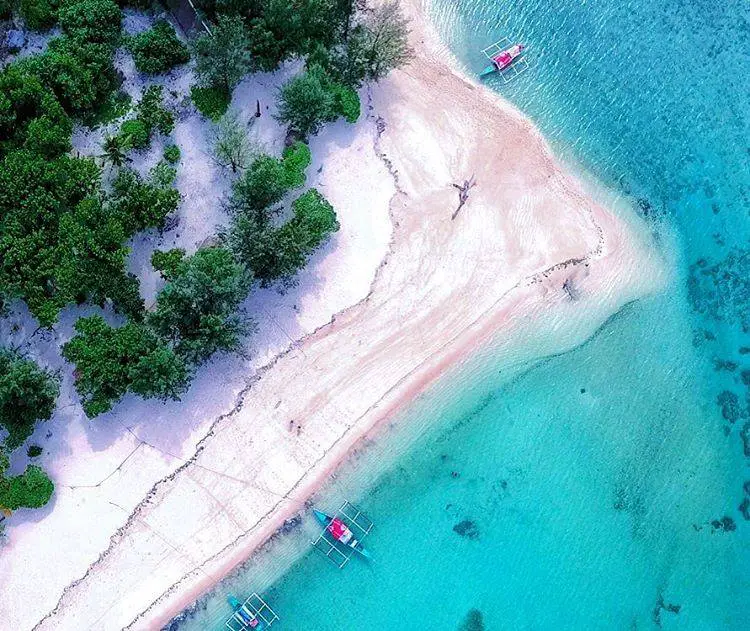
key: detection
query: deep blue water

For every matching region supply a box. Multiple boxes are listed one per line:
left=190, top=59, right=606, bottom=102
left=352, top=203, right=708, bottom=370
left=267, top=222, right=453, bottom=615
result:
left=177, top=0, right=750, bottom=628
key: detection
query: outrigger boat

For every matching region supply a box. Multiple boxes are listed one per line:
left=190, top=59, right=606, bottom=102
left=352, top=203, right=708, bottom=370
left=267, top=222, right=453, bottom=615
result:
left=480, top=37, right=529, bottom=82
left=311, top=501, right=373, bottom=568
left=224, top=593, right=279, bottom=630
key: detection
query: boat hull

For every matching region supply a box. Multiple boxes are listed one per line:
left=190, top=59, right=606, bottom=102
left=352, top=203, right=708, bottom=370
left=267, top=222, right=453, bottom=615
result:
left=313, top=509, right=371, bottom=558
left=480, top=64, right=497, bottom=78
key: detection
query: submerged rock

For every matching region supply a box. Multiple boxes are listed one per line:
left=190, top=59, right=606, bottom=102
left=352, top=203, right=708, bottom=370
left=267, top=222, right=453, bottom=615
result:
left=739, top=497, right=750, bottom=521
left=453, top=519, right=480, bottom=540
left=457, top=608, right=485, bottom=631
left=710, top=516, right=736, bottom=532
left=713, top=358, right=738, bottom=372
left=716, top=390, right=742, bottom=423
left=652, top=591, right=681, bottom=628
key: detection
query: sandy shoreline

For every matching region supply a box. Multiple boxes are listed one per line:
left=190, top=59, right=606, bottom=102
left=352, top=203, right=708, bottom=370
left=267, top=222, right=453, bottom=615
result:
left=25, top=1, right=666, bottom=629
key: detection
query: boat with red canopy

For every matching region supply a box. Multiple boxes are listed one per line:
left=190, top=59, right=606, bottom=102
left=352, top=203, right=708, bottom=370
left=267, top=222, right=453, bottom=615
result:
left=480, top=37, right=529, bottom=81
left=311, top=501, right=373, bottom=568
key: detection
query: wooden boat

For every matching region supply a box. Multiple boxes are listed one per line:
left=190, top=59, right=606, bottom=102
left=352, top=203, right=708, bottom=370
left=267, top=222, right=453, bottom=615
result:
left=225, top=594, right=278, bottom=630
left=314, top=508, right=371, bottom=559
left=480, top=43, right=525, bottom=77
left=479, top=38, right=529, bottom=82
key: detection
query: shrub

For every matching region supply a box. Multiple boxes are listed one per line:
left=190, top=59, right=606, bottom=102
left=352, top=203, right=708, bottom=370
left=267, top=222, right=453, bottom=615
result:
left=0, top=465, right=54, bottom=510
left=136, top=85, right=174, bottom=135
left=0, top=349, right=60, bottom=450
left=118, top=118, right=149, bottom=149
left=19, top=0, right=57, bottom=31
left=148, top=247, right=253, bottom=364
left=62, top=315, right=189, bottom=417
left=110, top=164, right=180, bottom=233
left=330, top=83, right=360, bottom=123
left=287, top=188, right=339, bottom=254
left=128, top=20, right=190, bottom=74
left=151, top=248, right=186, bottom=280
left=193, top=15, right=252, bottom=92
left=229, top=154, right=289, bottom=218
left=163, top=143, right=181, bottom=164
left=27, top=445, right=43, bottom=458
left=190, top=84, right=230, bottom=121
left=57, top=0, right=122, bottom=46
left=281, top=141, right=312, bottom=188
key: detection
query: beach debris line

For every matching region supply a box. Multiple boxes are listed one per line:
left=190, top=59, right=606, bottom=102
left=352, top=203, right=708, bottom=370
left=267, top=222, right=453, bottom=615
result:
left=451, top=175, right=477, bottom=220
left=479, top=37, right=529, bottom=82
left=224, top=593, right=278, bottom=630
left=311, top=500, right=373, bottom=569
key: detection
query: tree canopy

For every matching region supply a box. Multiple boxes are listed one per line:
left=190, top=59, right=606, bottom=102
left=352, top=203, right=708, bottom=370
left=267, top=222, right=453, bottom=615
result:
left=0, top=350, right=59, bottom=450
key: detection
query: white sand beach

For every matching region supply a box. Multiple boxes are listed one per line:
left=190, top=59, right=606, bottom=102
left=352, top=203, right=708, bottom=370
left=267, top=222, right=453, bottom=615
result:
left=2, top=2, right=666, bottom=630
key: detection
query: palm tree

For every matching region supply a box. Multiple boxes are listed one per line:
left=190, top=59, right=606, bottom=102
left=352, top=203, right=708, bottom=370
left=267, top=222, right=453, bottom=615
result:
left=99, top=134, right=131, bottom=169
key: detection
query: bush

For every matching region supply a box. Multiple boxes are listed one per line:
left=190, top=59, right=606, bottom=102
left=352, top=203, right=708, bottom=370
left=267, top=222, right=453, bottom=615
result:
left=62, top=315, right=189, bottom=417
left=229, top=154, right=289, bottom=218
left=0, top=349, right=60, bottom=450
left=118, top=118, right=149, bottom=149
left=151, top=248, right=185, bottom=280
left=282, top=141, right=311, bottom=188
left=190, top=84, right=230, bottom=121
left=136, top=85, right=174, bottom=135
left=287, top=188, right=339, bottom=254
left=128, top=20, right=190, bottom=74
left=19, top=0, right=57, bottom=31
left=330, top=83, right=360, bottom=123
left=148, top=247, right=253, bottom=364
left=163, top=143, right=181, bottom=164
left=0, top=465, right=54, bottom=510
left=110, top=163, right=180, bottom=233
left=27, top=445, right=43, bottom=458
left=57, top=0, right=122, bottom=46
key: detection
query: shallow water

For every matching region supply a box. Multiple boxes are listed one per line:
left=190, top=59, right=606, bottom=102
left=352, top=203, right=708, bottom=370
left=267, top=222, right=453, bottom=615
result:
left=175, top=0, right=750, bottom=628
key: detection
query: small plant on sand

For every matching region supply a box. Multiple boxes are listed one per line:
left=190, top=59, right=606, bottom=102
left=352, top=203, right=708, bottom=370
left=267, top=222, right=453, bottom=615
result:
left=128, top=20, right=190, bottom=74
left=211, top=112, right=254, bottom=173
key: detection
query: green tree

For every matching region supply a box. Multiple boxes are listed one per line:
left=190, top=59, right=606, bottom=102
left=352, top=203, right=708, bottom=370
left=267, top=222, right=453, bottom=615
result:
left=276, top=68, right=335, bottom=137
left=19, top=0, right=57, bottom=31
left=99, top=134, right=132, bottom=168
left=193, top=15, right=253, bottom=94
left=151, top=248, right=186, bottom=280
left=57, top=0, right=122, bottom=46
left=229, top=154, right=290, bottom=217
left=0, top=464, right=54, bottom=511
left=136, top=85, right=175, bottom=136
left=148, top=247, right=253, bottom=364
left=0, top=349, right=60, bottom=450
left=62, top=315, right=189, bottom=417
left=287, top=188, right=339, bottom=254
left=345, top=1, right=411, bottom=84
left=128, top=20, right=190, bottom=74
left=110, top=163, right=180, bottom=233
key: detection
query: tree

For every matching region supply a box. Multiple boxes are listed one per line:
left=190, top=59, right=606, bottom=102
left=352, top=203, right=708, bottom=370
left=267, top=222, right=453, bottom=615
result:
left=151, top=248, right=186, bottom=280
left=344, top=1, right=411, bottom=84
left=128, top=20, right=190, bottom=74
left=99, top=134, right=132, bottom=168
left=62, top=315, right=189, bottom=417
left=287, top=188, right=339, bottom=254
left=0, top=464, right=54, bottom=511
left=57, top=0, right=122, bottom=47
left=0, top=349, right=60, bottom=450
left=228, top=154, right=290, bottom=218
left=211, top=112, right=254, bottom=173
left=276, top=68, right=335, bottom=137
left=193, top=15, right=253, bottom=94
left=110, top=162, right=180, bottom=233
left=148, top=247, right=253, bottom=364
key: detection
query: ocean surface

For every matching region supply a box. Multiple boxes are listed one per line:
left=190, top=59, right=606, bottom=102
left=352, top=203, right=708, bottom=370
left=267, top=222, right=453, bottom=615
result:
left=175, top=0, right=750, bottom=628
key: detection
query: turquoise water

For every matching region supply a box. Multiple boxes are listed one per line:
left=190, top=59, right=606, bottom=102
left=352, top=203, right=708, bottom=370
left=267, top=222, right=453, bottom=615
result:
left=175, top=0, right=750, bottom=628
